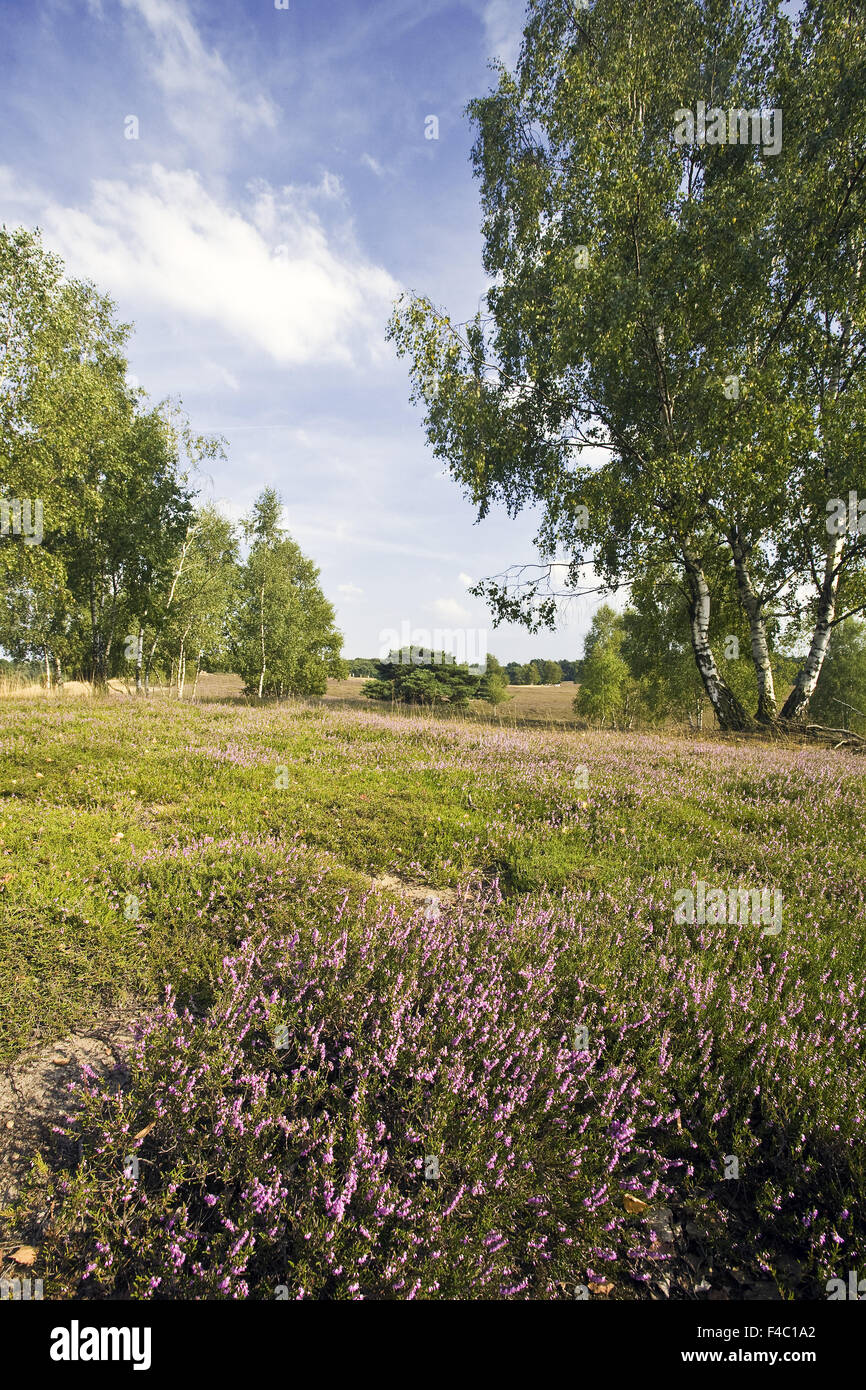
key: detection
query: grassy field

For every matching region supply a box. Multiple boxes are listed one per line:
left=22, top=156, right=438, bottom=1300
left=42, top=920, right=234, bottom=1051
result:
left=1, top=694, right=864, bottom=1300
left=189, top=673, right=585, bottom=725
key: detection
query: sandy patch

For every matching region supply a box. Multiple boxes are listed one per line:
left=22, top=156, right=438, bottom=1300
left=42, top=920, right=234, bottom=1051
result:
left=0, top=1007, right=141, bottom=1260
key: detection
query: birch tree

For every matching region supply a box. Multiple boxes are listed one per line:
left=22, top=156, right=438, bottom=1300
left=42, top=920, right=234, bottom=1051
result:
left=388, top=0, right=866, bottom=729
left=156, top=505, right=238, bottom=699
left=230, top=490, right=344, bottom=699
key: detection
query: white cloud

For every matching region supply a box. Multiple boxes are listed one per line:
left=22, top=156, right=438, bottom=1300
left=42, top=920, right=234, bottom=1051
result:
left=482, top=0, right=524, bottom=69
left=428, top=597, right=472, bottom=621
left=338, top=582, right=364, bottom=596
left=458, top=571, right=475, bottom=587
left=3, top=164, right=399, bottom=367
left=361, top=153, right=385, bottom=177
left=316, top=172, right=346, bottom=202
left=120, top=0, right=278, bottom=154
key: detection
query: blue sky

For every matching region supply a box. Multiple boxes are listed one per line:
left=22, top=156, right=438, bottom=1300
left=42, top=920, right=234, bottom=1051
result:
left=1, top=0, right=606, bottom=663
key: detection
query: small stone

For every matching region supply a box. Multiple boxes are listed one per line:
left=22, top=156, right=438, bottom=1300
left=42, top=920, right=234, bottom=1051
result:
left=647, top=1204, right=676, bottom=1242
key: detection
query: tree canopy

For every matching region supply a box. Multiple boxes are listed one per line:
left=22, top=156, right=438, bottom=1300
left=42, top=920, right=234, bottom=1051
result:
left=388, top=0, right=866, bottom=730
left=1, top=227, right=344, bottom=696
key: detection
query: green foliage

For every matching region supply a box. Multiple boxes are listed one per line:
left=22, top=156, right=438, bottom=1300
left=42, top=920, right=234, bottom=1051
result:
left=349, top=657, right=379, bottom=678
left=363, top=649, right=482, bottom=708
left=147, top=506, right=239, bottom=692
left=537, top=659, right=563, bottom=685
left=573, top=605, right=642, bottom=728
left=809, top=619, right=866, bottom=733
left=506, top=658, right=573, bottom=684
left=387, top=0, right=866, bottom=726
left=230, top=489, right=344, bottom=699
left=622, top=572, right=710, bottom=727
left=1, top=230, right=345, bottom=695
left=477, top=653, right=511, bottom=705
left=0, top=226, right=224, bottom=684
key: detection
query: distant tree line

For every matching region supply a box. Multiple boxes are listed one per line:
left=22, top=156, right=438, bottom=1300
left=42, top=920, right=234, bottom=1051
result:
left=350, top=655, right=575, bottom=684
left=504, top=659, right=573, bottom=685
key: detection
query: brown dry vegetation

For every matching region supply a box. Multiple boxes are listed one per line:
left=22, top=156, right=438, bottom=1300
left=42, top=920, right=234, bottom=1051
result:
left=0, top=672, right=584, bottom=726
left=319, top=677, right=583, bottom=725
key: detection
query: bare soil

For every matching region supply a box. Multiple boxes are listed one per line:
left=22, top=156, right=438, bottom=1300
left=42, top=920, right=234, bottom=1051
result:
left=0, top=1007, right=140, bottom=1267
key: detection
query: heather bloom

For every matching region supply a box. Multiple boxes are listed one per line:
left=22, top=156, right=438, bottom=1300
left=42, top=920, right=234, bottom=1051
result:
left=15, top=702, right=864, bottom=1301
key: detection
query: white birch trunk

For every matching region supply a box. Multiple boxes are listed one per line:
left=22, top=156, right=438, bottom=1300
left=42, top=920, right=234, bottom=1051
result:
left=258, top=582, right=266, bottom=699
left=781, top=531, right=846, bottom=721
left=728, top=530, right=777, bottom=721
left=684, top=551, right=750, bottom=729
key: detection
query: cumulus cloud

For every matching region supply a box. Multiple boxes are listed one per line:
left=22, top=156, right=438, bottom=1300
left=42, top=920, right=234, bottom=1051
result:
left=338, top=582, right=364, bottom=596
left=458, top=571, right=475, bottom=587
left=2, top=163, right=399, bottom=367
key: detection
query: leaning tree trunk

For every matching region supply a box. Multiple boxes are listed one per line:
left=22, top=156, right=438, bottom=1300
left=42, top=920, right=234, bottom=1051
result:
left=683, top=551, right=751, bottom=730
left=781, top=287, right=857, bottom=724
left=728, top=527, right=777, bottom=722
left=780, top=530, right=845, bottom=722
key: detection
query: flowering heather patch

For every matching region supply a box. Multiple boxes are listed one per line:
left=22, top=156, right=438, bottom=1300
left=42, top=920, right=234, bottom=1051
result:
left=35, top=857, right=866, bottom=1300
left=39, top=882, right=683, bottom=1299
left=1, top=697, right=864, bottom=1298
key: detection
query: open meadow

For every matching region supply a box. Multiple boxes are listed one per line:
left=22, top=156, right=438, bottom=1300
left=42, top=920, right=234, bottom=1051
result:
left=0, top=694, right=863, bottom=1301
left=133, top=673, right=587, bottom=727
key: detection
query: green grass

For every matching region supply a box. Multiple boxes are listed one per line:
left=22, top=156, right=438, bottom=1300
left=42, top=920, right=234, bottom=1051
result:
left=1, top=696, right=863, bottom=1068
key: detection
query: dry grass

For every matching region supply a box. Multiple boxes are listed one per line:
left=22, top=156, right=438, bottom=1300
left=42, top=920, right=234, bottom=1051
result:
left=493, top=682, right=580, bottom=722
left=0, top=670, right=582, bottom=725
left=131, top=673, right=586, bottom=725
left=320, top=677, right=583, bottom=726
left=0, top=678, right=96, bottom=700
left=0, top=677, right=44, bottom=699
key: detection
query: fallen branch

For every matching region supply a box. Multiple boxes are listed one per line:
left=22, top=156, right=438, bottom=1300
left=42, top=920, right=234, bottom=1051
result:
left=805, top=723, right=866, bottom=746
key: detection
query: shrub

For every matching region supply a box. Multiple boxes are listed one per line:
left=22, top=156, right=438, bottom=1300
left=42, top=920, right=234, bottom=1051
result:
left=38, top=887, right=678, bottom=1300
